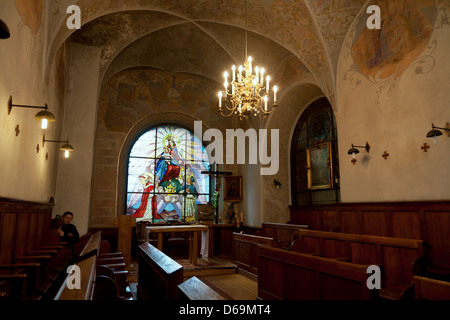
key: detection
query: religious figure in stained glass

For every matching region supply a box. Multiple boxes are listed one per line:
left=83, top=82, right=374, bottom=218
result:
left=126, top=125, right=210, bottom=223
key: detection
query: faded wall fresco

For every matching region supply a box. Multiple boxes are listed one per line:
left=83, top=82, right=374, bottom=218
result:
left=99, top=68, right=221, bottom=133
left=343, top=0, right=438, bottom=105
left=14, top=0, right=44, bottom=34
left=351, top=0, right=435, bottom=80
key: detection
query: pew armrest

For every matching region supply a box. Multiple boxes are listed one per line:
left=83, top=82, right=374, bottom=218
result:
left=99, top=252, right=123, bottom=258
left=14, top=255, right=52, bottom=261
left=97, top=263, right=126, bottom=271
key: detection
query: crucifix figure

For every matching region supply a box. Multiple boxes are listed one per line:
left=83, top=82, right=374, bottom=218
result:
left=201, top=169, right=232, bottom=224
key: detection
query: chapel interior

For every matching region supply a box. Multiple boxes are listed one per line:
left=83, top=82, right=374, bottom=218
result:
left=0, top=0, right=449, bottom=302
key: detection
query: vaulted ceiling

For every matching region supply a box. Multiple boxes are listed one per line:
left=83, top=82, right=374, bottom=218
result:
left=46, top=0, right=370, bottom=106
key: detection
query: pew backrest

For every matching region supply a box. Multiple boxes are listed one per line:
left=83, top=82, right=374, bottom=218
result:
left=413, top=275, right=450, bottom=300
left=79, top=231, right=102, bottom=259
left=233, top=233, right=274, bottom=278
left=137, top=242, right=183, bottom=300
left=293, top=229, right=424, bottom=289
left=257, top=244, right=373, bottom=300
left=261, top=223, right=308, bottom=243
left=54, top=255, right=97, bottom=300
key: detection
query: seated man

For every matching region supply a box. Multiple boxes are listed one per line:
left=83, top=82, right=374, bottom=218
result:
left=57, top=211, right=80, bottom=248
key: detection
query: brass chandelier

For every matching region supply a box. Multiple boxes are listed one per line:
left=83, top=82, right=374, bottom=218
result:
left=217, top=1, right=279, bottom=120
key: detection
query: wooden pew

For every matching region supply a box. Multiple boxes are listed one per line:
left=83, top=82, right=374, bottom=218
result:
left=0, top=200, right=73, bottom=300
left=257, top=245, right=375, bottom=300
left=291, top=229, right=424, bottom=299
left=413, top=275, right=450, bottom=300
left=137, top=242, right=183, bottom=300
left=259, top=222, right=309, bottom=248
left=79, top=231, right=128, bottom=298
left=233, top=233, right=275, bottom=280
left=0, top=274, right=28, bottom=301
left=54, top=255, right=97, bottom=300
left=178, top=276, right=227, bottom=300
left=53, top=231, right=127, bottom=300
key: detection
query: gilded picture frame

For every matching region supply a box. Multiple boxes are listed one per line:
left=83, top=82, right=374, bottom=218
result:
left=306, top=142, right=333, bottom=190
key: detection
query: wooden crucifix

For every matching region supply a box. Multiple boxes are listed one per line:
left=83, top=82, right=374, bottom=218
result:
left=201, top=170, right=232, bottom=223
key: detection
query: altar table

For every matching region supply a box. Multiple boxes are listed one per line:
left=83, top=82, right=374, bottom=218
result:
left=145, top=224, right=208, bottom=265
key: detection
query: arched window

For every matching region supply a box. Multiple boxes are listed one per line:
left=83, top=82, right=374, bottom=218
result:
left=291, top=97, right=340, bottom=205
left=126, top=125, right=211, bottom=223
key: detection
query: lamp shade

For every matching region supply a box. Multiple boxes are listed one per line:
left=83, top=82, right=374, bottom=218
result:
left=347, top=147, right=359, bottom=155
left=426, top=128, right=442, bottom=138
left=0, top=19, right=10, bottom=39
left=60, top=143, right=74, bottom=152
left=35, top=109, right=56, bottom=122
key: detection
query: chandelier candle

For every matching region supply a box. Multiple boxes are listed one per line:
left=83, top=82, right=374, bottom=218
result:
left=218, top=56, right=279, bottom=120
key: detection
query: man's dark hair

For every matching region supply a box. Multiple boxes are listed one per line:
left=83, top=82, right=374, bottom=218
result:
left=62, top=211, right=74, bottom=218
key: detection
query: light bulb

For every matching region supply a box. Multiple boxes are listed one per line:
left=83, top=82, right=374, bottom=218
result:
left=64, top=150, right=69, bottom=158
left=352, top=152, right=356, bottom=159
left=41, top=118, right=48, bottom=129
left=434, top=135, right=438, bottom=145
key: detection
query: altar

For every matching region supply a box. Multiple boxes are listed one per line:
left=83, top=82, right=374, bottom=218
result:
left=145, top=224, right=208, bottom=265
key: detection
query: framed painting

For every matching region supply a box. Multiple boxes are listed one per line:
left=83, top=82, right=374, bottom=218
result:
left=224, top=176, right=242, bottom=202
left=306, top=142, right=333, bottom=190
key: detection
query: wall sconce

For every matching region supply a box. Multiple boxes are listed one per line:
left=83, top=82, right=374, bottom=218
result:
left=0, top=19, right=10, bottom=39
left=42, top=135, right=74, bottom=158
left=426, top=122, right=450, bottom=145
left=273, top=177, right=281, bottom=189
left=347, top=142, right=370, bottom=164
left=7, top=95, right=56, bottom=129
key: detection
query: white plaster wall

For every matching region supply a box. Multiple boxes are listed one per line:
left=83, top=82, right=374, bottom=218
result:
left=336, top=5, right=450, bottom=202
left=53, top=42, right=101, bottom=235
left=0, top=1, right=60, bottom=203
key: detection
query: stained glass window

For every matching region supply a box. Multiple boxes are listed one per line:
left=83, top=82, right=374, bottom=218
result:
left=126, top=125, right=211, bottom=223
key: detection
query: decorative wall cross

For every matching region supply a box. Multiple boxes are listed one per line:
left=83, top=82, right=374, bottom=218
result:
left=15, top=125, right=20, bottom=136
left=351, top=158, right=357, bottom=165
left=36, top=144, right=40, bottom=153
left=382, top=151, right=389, bottom=159
left=421, top=143, right=430, bottom=152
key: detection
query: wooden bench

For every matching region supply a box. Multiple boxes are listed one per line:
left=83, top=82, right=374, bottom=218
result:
left=53, top=231, right=128, bottom=300
left=233, top=233, right=275, bottom=280
left=413, top=275, right=450, bottom=300
left=54, top=255, right=97, bottom=300
left=257, top=244, right=375, bottom=300
left=259, top=222, right=309, bottom=248
left=0, top=274, right=28, bottom=300
left=82, top=231, right=129, bottom=299
left=291, top=229, right=424, bottom=299
left=0, top=200, right=73, bottom=300
left=137, top=242, right=183, bottom=300
left=178, top=276, right=227, bottom=300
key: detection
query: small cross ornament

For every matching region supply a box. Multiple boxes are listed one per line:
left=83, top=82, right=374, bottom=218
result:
left=351, top=158, right=357, bottom=165
left=421, top=143, right=430, bottom=152
left=36, top=144, right=40, bottom=153
left=382, top=151, right=389, bottom=159
left=15, top=125, right=20, bottom=136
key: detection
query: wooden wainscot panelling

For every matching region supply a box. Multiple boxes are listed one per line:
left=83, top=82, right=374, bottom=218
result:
left=424, top=211, right=450, bottom=269
left=14, top=213, right=31, bottom=258
left=290, top=201, right=450, bottom=276
left=390, top=210, right=422, bottom=240
left=340, top=210, right=362, bottom=234
left=322, top=210, right=339, bottom=232
left=0, top=213, right=16, bottom=264
left=362, top=210, right=388, bottom=237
